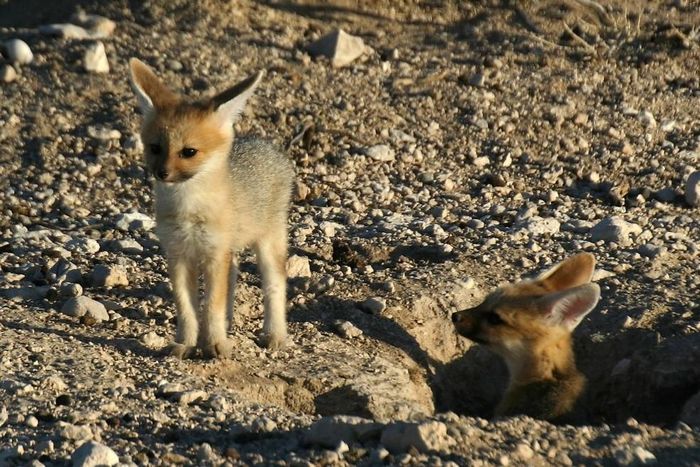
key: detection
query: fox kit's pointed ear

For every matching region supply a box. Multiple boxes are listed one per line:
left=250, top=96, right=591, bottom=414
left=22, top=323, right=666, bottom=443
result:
left=211, top=71, right=263, bottom=128
left=535, top=253, right=596, bottom=292
left=128, top=58, right=176, bottom=115
left=538, top=283, right=600, bottom=331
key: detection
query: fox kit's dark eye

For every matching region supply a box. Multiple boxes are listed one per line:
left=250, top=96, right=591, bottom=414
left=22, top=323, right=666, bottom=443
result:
left=180, top=147, right=198, bottom=158
left=485, top=312, right=505, bottom=326
left=150, top=144, right=162, bottom=155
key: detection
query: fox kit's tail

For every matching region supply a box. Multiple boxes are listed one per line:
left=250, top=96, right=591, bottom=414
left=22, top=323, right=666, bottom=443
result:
left=452, top=253, right=601, bottom=419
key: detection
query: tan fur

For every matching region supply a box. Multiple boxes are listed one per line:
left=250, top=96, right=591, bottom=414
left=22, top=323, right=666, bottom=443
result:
left=452, top=253, right=600, bottom=420
left=129, top=59, right=294, bottom=358
left=138, top=103, right=230, bottom=183
left=129, top=58, right=178, bottom=108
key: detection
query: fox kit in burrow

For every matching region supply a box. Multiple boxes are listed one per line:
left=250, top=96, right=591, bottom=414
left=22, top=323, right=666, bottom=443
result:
left=452, top=253, right=601, bottom=420
left=128, top=58, right=294, bottom=358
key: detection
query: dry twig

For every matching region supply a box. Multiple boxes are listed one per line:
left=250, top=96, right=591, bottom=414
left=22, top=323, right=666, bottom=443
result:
left=562, top=22, right=596, bottom=53
left=573, top=0, right=613, bottom=26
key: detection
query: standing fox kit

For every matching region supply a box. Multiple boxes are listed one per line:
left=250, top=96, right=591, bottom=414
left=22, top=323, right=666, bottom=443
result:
left=452, top=253, right=601, bottom=420
left=128, top=58, right=294, bottom=358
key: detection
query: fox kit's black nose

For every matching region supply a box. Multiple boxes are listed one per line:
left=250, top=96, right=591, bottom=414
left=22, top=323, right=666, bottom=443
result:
left=155, top=169, right=169, bottom=180
left=452, top=312, right=463, bottom=323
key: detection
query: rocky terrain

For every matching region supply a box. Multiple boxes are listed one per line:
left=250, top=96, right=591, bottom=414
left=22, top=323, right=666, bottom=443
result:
left=1, top=0, right=700, bottom=465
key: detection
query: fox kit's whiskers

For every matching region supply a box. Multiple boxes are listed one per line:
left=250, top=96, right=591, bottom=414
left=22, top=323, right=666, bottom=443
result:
left=129, top=58, right=294, bottom=359
left=452, top=253, right=600, bottom=420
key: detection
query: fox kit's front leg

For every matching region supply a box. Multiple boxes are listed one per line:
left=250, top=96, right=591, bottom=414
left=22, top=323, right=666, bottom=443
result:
left=255, top=230, right=288, bottom=349
left=201, top=250, right=233, bottom=359
left=168, top=255, right=199, bottom=359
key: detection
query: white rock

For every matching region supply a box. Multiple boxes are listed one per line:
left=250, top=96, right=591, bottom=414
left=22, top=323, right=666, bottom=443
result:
left=115, top=212, right=155, bottom=231
left=157, top=382, right=185, bottom=397
left=359, top=297, right=386, bottom=314
left=67, top=238, right=100, bottom=254
left=71, top=441, right=118, bottom=467
left=1, top=64, right=17, bottom=83
left=45, top=376, right=68, bottom=391
left=113, top=238, right=143, bottom=254
left=380, top=421, right=454, bottom=453
left=0, top=405, right=7, bottom=427
left=140, top=331, right=168, bottom=349
left=286, top=255, right=311, bottom=278
left=4, top=39, right=33, bottom=64
left=334, top=320, right=363, bottom=339
left=61, top=296, right=109, bottom=322
left=304, top=415, right=381, bottom=449
left=524, top=216, right=561, bottom=235
left=87, top=125, right=121, bottom=141
left=632, top=447, right=656, bottom=464
left=208, top=395, right=230, bottom=412
left=307, top=29, right=367, bottom=67
left=614, top=445, right=656, bottom=465
left=320, top=221, right=341, bottom=238
left=91, top=264, right=128, bottom=288
left=365, top=144, right=395, bottom=162
left=660, top=120, right=676, bottom=132
left=38, top=24, right=91, bottom=39
left=590, top=217, right=642, bottom=244
left=472, top=156, right=490, bottom=167
left=71, top=11, right=117, bottom=38
left=196, top=443, right=216, bottom=463
left=83, top=41, right=109, bottom=73
left=59, top=422, right=93, bottom=441
left=685, top=171, right=700, bottom=207
left=638, top=110, right=656, bottom=128
left=515, top=443, right=534, bottom=460
left=252, top=416, right=277, bottom=432
left=177, top=390, right=208, bottom=405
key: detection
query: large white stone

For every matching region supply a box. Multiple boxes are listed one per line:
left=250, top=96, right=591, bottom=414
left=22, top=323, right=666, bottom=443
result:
left=685, top=171, right=700, bottom=207
left=307, top=29, right=367, bottom=67
left=4, top=39, right=33, bottom=65
left=61, top=296, right=109, bottom=322
left=83, top=41, right=109, bottom=73
left=286, top=255, right=311, bottom=278
left=71, top=441, right=118, bottom=467
left=115, top=212, right=155, bottom=231
left=380, top=421, right=454, bottom=453
left=39, top=24, right=91, bottom=39
left=0, top=64, right=17, bottom=83
left=304, top=415, right=381, bottom=448
left=590, top=216, right=642, bottom=244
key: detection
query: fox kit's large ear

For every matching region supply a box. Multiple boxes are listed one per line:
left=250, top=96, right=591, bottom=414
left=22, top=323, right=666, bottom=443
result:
left=535, top=253, right=596, bottom=292
left=537, top=283, right=600, bottom=331
left=128, top=58, right=177, bottom=115
left=211, top=71, right=263, bottom=128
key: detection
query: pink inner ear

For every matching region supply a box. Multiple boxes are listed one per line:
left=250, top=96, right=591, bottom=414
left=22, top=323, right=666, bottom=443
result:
left=559, top=295, right=590, bottom=324
left=543, top=284, right=600, bottom=330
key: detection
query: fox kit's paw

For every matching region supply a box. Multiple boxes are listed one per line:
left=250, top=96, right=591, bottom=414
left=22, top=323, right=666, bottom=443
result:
left=259, top=331, right=287, bottom=350
left=201, top=339, right=232, bottom=360
left=168, top=343, right=196, bottom=360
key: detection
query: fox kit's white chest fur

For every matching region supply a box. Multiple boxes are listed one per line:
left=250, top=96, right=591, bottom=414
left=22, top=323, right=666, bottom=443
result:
left=155, top=176, right=233, bottom=261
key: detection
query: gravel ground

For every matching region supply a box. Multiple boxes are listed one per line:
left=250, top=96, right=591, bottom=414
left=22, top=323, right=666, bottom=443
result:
left=1, top=0, right=700, bottom=465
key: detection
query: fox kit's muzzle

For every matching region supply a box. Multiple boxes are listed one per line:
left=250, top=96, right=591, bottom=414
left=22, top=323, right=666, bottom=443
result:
left=451, top=308, right=487, bottom=343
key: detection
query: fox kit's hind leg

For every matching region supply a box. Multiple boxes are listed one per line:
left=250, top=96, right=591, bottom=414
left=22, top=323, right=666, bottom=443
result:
left=255, top=227, right=288, bottom=349
left=168, top=256, right=199, bottom=359
left=226, top=255, right=239, bottom=331
left=201, top=250, right=233, bottom=359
